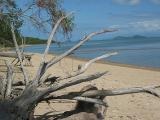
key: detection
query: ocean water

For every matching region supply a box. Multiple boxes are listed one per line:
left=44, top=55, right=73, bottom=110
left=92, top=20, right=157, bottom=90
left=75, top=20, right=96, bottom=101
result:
left=24, top=37, right=160, bottom=68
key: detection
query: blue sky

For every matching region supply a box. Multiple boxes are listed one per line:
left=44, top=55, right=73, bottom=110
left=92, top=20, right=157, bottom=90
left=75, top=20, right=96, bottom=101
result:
left=19, top=0, right=160, bottom=40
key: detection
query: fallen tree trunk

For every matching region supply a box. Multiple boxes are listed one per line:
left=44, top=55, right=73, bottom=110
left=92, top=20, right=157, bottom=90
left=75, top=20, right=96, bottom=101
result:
left=0, top=52, right=33, bottom=66
left=0, top=52, right=33, bottom=58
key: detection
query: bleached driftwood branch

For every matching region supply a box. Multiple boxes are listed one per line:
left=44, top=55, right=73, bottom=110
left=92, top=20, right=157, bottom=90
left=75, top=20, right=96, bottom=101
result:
left=50, top=85, right=160, bottom=99
left=46, top=29, right=117, bottom=69
left=34, top=13, right=116, bottom=85
left=57, top=52, right=118, bottom=81
left=39, top=71, right=108, bottom=98
left=81, top=85, right=160, bottom=97
left=11, top=24, right=29, bottom=85
left=73, top=96, right=107, bottom=106
left=0, top=52, right=33, bottom=58
left=4, top=61, right=13, bottom=98
left=37, top=28, right=116, bottom=85
left=34, top=13, right=73, bottom=84
left=43, top=85, right=160, bottom=106
left=0, top=52, right=33, bottom=66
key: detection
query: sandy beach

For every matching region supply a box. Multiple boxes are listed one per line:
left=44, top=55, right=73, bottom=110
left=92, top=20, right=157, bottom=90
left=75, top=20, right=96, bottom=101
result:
left=1, top=53, right=160, bottom=120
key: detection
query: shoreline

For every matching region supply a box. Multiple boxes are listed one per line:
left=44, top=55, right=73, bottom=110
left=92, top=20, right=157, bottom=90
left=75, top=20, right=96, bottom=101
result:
left=20, top=51, right=160, bottom=72
left=60, top=54, right=160, bottom=72
left=0, top=44, right=44, bottom=52
left=1, top=48, right=160, bottom=72
left=22, top=44, right=160, bottom=72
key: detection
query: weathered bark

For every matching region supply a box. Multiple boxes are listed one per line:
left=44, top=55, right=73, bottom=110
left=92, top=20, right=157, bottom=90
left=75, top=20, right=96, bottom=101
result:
left=0, top=52, right=33, bottom=66
left=4, top=61, right=13, bottom=98
left=46, top=85, right=160, bottom=100
left=0, top=79, right=44, bottom=120
left=49, top=85, right=107, bottom=120
left=56, top=52, right=118, bottom=81
left=0, top=76, right=6, bottom=99
left=0, top=101, right=13, bottom=120
left=0, top=71, right=107, bottom=120
left=0, top=52, right=33, bottom=61
left=11, top=24, right=29, bottom=85
left=0, top=87, right=40, bottom=120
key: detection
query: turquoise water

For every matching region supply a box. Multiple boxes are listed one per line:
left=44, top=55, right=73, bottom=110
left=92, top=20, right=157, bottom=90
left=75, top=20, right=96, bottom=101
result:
left=24, top=37, right=160, bottom=68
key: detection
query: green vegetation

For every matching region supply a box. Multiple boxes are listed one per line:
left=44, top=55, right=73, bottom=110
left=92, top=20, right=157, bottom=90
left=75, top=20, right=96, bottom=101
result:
left=25, top=37, right=47, bottom=45
left=0, top=0, right=23, bottom=48
left=0, top=19, right=21, bottom=47
left=0, top=36, right=47, bottom=47
left=0, top=0, right=74, bottom=48
left=0, top=18, right=46, bottom=47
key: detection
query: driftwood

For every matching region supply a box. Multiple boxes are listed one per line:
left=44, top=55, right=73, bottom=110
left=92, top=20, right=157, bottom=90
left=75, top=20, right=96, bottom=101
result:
left=0, top=14, right=160, bottom=120
left=0, top=52, right=33, bottom=66
left=51, top=85, right=107, bottom=120
left=44, top=85, right=160, bottom=101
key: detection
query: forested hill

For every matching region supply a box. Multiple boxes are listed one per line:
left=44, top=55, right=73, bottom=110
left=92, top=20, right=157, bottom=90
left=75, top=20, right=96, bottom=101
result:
left=0, top=37, right=47, bottom=47
left=25, top=37, right=47, bottom=45
left=0, top=18, right=47, bottom=47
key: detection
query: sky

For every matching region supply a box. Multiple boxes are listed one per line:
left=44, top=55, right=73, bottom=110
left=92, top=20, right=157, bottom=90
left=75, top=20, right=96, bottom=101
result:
left=19, top=0, right=160, bottom=41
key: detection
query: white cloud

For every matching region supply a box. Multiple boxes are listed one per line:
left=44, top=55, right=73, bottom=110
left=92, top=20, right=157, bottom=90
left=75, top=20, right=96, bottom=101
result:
left=110, top=20, right=160, bottom=32
left=113, top=0, right=160, bottom=5
left=129, top=20, right=160, bottom=31
left=151, top=0, right=160, bottom=4
left=113, top=0, right=140, bottom=5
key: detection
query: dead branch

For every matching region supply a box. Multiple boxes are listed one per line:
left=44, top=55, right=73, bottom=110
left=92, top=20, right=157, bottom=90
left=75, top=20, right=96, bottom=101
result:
left=35, top=16, right=116, bottom=85
left=80, top=85, right=160, bottom=98
left=0, top=52, right=33, bottom=58
left=43, top=13, right=73, bottom=59
left=42, top=85, right=160, bottom=107
left=43, top=97, right=107, bottom=106
left=11, top=24, right=29, bottom=85
left=40, top=71, right=108, bottom=98
left=0, top=52, right=33, bottom=66
left=34, top=13, right=73, bottom=84
left=74, top=96, right=107, bottom=106
left=144, top=88, right=160, bottom=97
left=37, top=29, right=116, bottom=85
left=4, top=61, right=13, bottom=98
left=39, top=74, right=52, bottom=86
left=57, top=52, right=118, bottom=81
left=46, top=29, right=117, bottom=69
left=91, top=86, right=160, bottom=97
left=0, top=76, right=6, bottom=99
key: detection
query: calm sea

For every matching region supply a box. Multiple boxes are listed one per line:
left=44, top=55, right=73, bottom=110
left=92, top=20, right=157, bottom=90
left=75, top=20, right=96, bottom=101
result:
left=24, top=37, right=160, bottom=68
